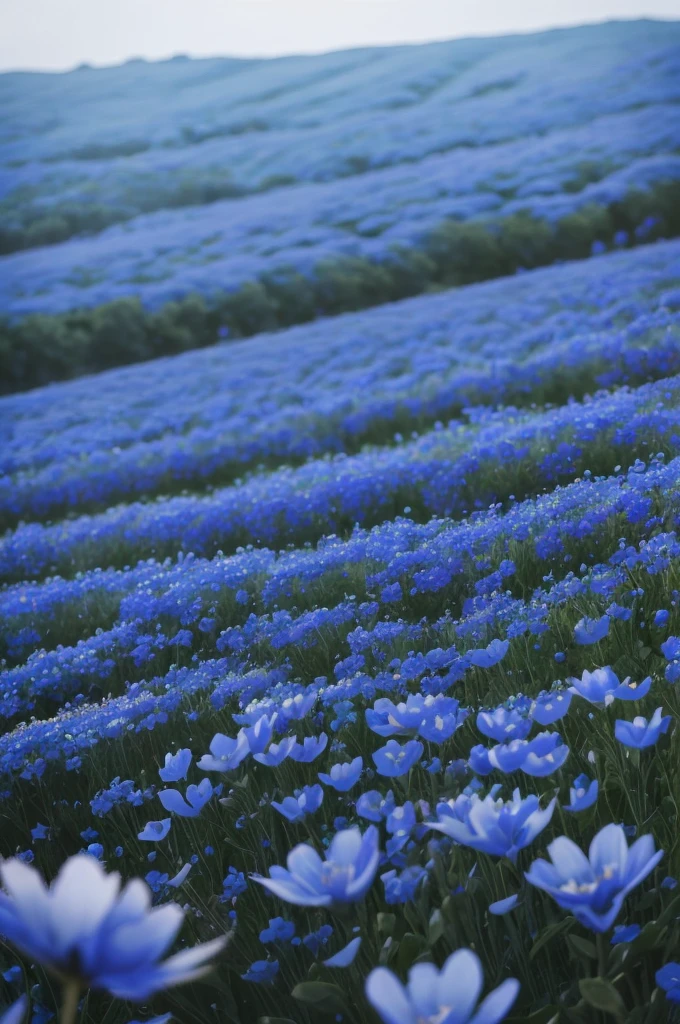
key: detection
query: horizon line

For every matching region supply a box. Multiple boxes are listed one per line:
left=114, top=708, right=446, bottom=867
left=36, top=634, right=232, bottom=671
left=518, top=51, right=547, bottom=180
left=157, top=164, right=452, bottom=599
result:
left=2, top=14, right=677, bottom=76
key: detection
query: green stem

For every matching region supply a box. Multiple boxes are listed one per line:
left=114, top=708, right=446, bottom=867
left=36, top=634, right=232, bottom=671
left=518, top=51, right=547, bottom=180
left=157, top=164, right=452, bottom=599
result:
left=60, top=980, right=80, bottom=1024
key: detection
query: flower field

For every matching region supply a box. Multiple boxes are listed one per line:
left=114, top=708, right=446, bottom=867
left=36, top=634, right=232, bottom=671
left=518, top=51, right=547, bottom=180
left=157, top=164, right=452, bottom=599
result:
left=1, top=20, right=680, bottom=1024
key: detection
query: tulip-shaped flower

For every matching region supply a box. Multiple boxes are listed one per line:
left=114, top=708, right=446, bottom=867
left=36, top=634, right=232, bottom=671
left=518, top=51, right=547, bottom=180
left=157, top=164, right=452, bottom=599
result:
left=198, top=731, right=249, bottom=772
left=429, top=788, right=556, bottom=863
left=568, top=667, right=651, bottom=706
left=615, top=707, right=672, bottom=749
left=525, top=822, right=663, bottom=932
left=159, top=748, right=192, bottom=782
left=318, top=756, right=363, bottom=791
left=366, top=947, right=519, bottom=1024
left=254, top=736, right=297, bottom=767
left=0, top=854, right=225, bottom=1001
left=289, top=733, right=328, bottom=763
left=251, top=826, right=380, bottom=907
left=271, top=784, right=324, bottom=822
left=159, top=779, right=213, bottom=818
left=242, top=714, right=278, bottom=755
left=372, top=740, right=423, bottom=778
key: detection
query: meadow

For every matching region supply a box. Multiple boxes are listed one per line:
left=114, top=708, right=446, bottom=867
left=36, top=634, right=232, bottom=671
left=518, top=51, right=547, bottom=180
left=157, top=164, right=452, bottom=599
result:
left=0, top=19, right=680, bottom=1024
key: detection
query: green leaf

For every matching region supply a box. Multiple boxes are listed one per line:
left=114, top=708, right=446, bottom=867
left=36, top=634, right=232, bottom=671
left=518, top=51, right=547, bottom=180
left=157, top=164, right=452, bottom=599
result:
left=530, top=917, right=574, bottom=960
left=397, top=932, right=428, bottom=973
left=566, top=934, right=597, bottom=960
left=524, top=1006, right=562, bottom=1024
left=292, top=982, right=347, bottom=1015
left=579, top=978, right=626, bottom=1018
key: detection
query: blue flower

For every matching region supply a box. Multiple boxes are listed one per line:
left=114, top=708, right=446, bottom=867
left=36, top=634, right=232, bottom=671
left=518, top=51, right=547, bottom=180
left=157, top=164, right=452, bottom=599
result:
left=159, top=749, right=192, bottom=782
left=568, top=667, right=651, bottom=706
left=657, top=962, right=680, bottom=1003
left=469, top=639, right=509, bottom=668
left=520, top=732, right=570, bottom=777
left=429, top=788, right=555, bottom=863
left=251, top=826, right=380, bottom=907
left=356, top=789, right=396, bottom=823
left=242, top=714, right=278, bottom=755
left=530, top=690, right=572, bottom=726
left=661, top=636, right=680, bottom=660
left=477, top=706, right=532, bottom=742
left=259, top=917, right=295, bottom=944
left=221, top=867, right=247, bottom=902
left=138, top=819, right=171, bottom=842
left=0, top=996, right=27, bottom=1024
left=241, top=959, right=279, bottom=984
left=198, top=731, right=249, bottom=772
left=573, top=615, right=610, bottom=645
left=525, top=823, right=663, bottom=932
left=271, top=784, right=324, bottom=822
left=615, top=707, right=672, bottom=749
left=372, top=740, right=423, bottom=778
left=289, top=733, right=328, bottom=762
left=610, top=924, right=641, bottom=944
left=159, top=779, right=213, bottom=818
left=381, top=865, right=428, bottom=905
left=323, top=936, right=362, bottom=967
left=253, top=736, right=297, bottom=767
left=367, top=694, right=465, bottom=743
left=31, top=824, right=50, bottom=842
left=318, top=756, right=363, bottom=792
left=563, top=774, right=598, bottom=813
left=467, top=744, right=494, bottom=776
left=366, top=947, right=519, bottom=1024
left=654, top=610, right=670, bottom=627
left=0, top=854, right=225, bottom=1000
left=302, top=924, right=333, bottom=955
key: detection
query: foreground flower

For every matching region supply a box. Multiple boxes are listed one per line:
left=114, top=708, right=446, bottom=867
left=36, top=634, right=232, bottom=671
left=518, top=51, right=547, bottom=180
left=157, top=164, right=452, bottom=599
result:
left=614, top=707, right=672, bottom=749
left=428, top=787, right=556, bottom=863
left=0, top=854, right=226, bottom=1000
left=251, top=826, right=380, bottom=907
left=525, top=823, right=663, bottom=932
left=365, top=947, right=519, bottom=1024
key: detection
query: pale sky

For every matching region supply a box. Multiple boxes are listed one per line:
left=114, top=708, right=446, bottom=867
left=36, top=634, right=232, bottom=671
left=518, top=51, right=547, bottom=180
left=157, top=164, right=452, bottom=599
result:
left=1, top=0, right=678, bottom=72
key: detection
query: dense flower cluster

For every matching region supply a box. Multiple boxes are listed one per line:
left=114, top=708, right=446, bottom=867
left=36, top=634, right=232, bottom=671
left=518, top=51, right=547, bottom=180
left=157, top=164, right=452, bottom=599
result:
left=1, top=64, right=679, bottom=1019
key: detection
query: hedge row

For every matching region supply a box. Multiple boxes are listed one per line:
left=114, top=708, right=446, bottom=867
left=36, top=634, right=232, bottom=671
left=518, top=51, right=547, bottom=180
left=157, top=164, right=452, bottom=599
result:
left=2, top=180, right=680, bottom=393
